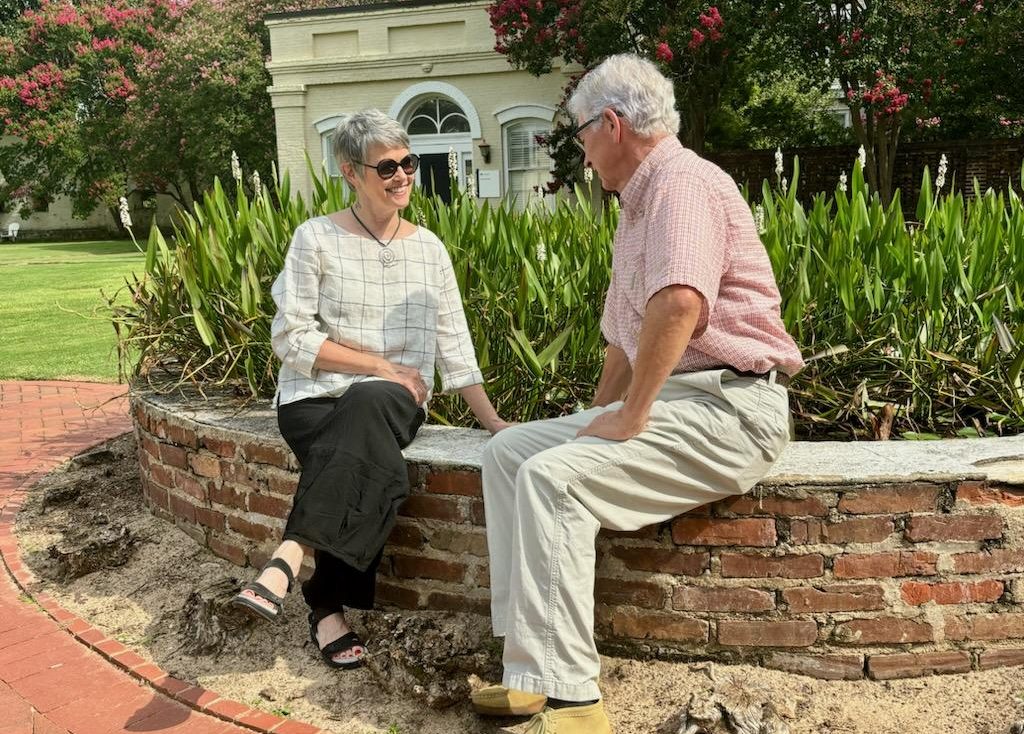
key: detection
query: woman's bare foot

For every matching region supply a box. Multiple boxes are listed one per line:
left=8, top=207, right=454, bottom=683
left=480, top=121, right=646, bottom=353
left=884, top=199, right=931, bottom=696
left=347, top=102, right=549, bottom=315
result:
left=315, top=612, right=365, bottom=665
left=236, top=541, right=303, bottom=615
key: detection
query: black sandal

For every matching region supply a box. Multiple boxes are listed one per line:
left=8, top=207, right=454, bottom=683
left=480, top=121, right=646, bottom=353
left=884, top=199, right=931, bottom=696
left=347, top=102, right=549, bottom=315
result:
left=308, top=609, right=366, bottom=670
left=231, top=557, right=296, bottom=622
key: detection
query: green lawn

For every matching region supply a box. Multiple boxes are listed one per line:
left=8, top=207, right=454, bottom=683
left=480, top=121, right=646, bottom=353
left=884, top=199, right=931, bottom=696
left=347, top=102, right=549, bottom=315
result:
left=0, top=240, right=145, bottom=381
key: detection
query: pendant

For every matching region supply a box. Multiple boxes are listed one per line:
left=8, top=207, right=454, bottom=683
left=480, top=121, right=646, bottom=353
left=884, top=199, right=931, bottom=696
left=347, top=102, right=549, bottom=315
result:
left=378, top=247, right=397, bottom=267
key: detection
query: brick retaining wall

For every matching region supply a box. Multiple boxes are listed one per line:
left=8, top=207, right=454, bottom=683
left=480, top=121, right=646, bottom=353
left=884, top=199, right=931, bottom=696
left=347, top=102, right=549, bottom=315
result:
left=132, top=392, right=1024, bottom=681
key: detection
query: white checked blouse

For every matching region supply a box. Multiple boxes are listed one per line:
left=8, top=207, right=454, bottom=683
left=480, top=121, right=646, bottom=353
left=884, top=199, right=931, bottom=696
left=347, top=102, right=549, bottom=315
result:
left=271, top=216, right=483, bottom=407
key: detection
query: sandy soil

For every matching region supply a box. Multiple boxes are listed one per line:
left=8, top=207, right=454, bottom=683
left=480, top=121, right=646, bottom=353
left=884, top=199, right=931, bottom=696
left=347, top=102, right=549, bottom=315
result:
left=13, top=435, right=1024, bottom=734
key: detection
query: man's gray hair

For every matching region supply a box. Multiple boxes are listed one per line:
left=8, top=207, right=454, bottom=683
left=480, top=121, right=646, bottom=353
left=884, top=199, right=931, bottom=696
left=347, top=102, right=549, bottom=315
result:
left=567, top=54, right=680, bottom=137
left=331, top=109, right=410, bottom=176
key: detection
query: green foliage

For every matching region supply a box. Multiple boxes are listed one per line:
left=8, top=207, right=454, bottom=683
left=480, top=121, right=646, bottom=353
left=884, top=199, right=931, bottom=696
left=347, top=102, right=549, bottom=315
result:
left=0, top=0, right=275, bottom=218
left=113, top=160, right=1024, bottom=439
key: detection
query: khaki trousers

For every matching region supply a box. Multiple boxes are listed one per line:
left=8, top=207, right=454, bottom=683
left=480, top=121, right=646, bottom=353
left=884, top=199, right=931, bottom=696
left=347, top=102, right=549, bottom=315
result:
left=482, top=369, right=791, bottom=701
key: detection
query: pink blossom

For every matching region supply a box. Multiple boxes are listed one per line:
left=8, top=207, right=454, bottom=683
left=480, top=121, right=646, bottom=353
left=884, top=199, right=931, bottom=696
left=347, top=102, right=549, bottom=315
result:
left=655, top=41, right=673, bottom=63
left=688, top=28, right=705, bottom=50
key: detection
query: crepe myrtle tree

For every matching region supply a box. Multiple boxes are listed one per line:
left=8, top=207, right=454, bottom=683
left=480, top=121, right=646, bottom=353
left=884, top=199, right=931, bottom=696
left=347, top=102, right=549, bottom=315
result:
left=0, top=0, right=275, bottom=221
left=487, top=0, right=787, bottom=190
left=791, top=0, right=987, bottom=202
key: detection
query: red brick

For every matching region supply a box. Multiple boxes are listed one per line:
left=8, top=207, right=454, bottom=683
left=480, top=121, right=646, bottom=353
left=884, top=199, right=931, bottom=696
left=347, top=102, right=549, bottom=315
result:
left=274, top=720, right=320, bottom=734
left=790, top=517, right=894, bottom=545
left=867, top=651, right=971, bottom=680
left=398, top=495, right=463, bottom=522
left=201, top=436, right=237, bottom=458
left=376, top=582, right=420, bottom=609
left=164, top=423, right=198, bottom=448
left=833, top=618, right=934, bottom=644
left=901, top=579, right=1003, bottom=606
left=716, top=494, right=828, bottom=517
left=978, top=649, right=1024, bottom=670
left=266, top=468, right=298, bottom=495
left=169, top=494, right=197, bottom=524
left=209, top=483, right=247, bottom=510
left=425, top=469, right=482, bottom=497
left=195, top=507, right=226, bottom=532
left=392, top=555, right=466, bottom=583
left=719, top=553, right=824, bottom=579
left=609, top=547, right=708, bottom=576
left=945, top=613, right=1024, bottom=641
left=226, top=514, right=276, bottom=542
left=956, top=481, right=1024, bottom=507
left=905, top=515, right=1003, bottom=543
left=238, top=710, right=286, bottom=730
left=429, top=528, right=488, bottom=556
left=672, top=586, right=774, bottom=612
left=188, top=452, right=221, bottom=478
left=469, top=499, right=487, bottom=525
left=833, top=551, right=938, bottom=579
left=671, top=518, right=776, bottom=547
left=146, top=484, right=169, bottom=511
left=472, top=564, right=491, bottom=589
left=838, top=484, right=941, bottom=514
left=952, top=549, right=1024, bottom=574
left=783, top=585, right=885, bottom=613
left=718, top=620, right=818, bottom=647
left=208, top=536, right=246, bottom=565
left=595, top=578, right=666, bottom=609
left=764, top=653, right=864, bottom=680
left=159, top=443, right=188, bottom=469
left=140, top=434, right=160, bottom=458
left=249, top=493, right=291, bottom=520
left=240, top=441, right=290, bottom=466
left=204, top=698, right=250, bottom=720
left=220, top=462, right=264, bottom=490
left=172, top=470, right=209, bottom=502
left=607, top=610, right=709, bottom=642
left=149, top=462, right=175, bottom=489
left=426, top=592, right=490, bottom=615
left=387, top=523, right=424, bottom=549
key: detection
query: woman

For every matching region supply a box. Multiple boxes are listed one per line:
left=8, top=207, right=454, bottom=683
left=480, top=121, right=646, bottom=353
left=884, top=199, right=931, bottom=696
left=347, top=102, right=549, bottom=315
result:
left=232, top=109, right=508, bottom=669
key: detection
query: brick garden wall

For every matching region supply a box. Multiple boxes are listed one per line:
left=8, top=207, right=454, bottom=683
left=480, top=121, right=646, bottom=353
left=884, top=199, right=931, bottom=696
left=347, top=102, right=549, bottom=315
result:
left=132, top=394, right=1024, bottom=681
left=711, top=137, right=1024, bottom=204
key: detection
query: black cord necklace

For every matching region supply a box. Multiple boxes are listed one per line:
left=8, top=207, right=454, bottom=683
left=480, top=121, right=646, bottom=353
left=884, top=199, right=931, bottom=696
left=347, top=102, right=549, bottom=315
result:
left=351, top=207, right=401, bottom=267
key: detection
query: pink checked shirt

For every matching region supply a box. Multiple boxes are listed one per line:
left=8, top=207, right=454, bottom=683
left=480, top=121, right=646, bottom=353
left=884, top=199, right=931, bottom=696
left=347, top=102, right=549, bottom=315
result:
left=601, top=137, right=804, bottom=376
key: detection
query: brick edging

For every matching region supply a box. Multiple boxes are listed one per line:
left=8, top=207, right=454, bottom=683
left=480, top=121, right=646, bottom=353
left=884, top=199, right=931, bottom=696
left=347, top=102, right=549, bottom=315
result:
left=0, top=472, right=326, bottom=734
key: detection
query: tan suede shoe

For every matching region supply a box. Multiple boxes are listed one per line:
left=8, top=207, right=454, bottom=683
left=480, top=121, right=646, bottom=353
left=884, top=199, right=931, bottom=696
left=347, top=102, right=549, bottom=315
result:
left=524, top=701, right=613, bottom=733
left=470, top=684, right=547, bottom=716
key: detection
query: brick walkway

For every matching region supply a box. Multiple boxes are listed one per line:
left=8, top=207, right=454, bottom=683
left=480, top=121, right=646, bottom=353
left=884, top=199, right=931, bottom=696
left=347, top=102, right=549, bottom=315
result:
left=0, top=381, right=319, bottom=734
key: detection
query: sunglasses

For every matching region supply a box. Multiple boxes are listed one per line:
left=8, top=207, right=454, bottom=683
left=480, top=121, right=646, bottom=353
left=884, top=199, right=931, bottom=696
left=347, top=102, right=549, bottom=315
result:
left=354, top=153, right=420, bottom=180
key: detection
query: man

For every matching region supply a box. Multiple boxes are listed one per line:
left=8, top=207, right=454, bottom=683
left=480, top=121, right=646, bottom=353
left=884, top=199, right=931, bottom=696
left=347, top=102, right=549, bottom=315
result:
left=471, top=53, right=804, bottom=733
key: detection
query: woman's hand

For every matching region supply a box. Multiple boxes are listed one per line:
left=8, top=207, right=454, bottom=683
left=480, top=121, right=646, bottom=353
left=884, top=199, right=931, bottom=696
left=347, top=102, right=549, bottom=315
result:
left=376, top=362, right=428, bottom=404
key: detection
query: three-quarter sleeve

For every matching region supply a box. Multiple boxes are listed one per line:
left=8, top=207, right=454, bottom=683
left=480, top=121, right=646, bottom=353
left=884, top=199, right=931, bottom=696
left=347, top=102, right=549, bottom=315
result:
left=434, top=243, right=483, bottom=392
left=271, top=224, right=329, bottom=379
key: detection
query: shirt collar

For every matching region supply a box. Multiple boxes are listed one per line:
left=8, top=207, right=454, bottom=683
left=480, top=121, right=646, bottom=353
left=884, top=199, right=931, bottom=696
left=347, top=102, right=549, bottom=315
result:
left=618, top=136, right=685, bottom=217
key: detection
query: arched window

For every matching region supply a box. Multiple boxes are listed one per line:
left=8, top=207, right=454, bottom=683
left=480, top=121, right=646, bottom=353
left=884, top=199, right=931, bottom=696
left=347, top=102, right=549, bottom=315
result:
left=406, top=97, right=470, bottom=135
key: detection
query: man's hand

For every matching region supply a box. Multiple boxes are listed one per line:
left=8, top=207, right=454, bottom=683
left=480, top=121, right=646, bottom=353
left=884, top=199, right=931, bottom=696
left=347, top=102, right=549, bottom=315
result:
left=576, top=408, right=647, bottom=441
left=377, top=362, right=428, bottom=404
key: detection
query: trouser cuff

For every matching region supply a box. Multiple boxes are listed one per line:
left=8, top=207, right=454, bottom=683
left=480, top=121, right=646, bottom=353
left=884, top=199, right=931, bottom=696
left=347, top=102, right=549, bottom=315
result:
left=503, top=670, right=601, bottom=702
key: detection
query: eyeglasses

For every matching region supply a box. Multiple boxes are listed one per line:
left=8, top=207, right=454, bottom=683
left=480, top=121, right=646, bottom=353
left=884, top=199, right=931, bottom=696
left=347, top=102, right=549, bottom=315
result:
left=571, top=115, right=601, bottom=151
left=354, top=153, right=420, bottom=180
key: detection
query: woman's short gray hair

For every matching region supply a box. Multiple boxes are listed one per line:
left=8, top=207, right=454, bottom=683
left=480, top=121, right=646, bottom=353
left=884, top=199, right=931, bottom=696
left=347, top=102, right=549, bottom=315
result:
left=331, top=109, right=410, bottom=177
left=567, top=54, right=680, bottom=137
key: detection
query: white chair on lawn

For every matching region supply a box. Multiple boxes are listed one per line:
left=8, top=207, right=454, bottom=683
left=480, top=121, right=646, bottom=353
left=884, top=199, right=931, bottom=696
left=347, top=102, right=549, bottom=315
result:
left=0, top=222, right=20, bottom=241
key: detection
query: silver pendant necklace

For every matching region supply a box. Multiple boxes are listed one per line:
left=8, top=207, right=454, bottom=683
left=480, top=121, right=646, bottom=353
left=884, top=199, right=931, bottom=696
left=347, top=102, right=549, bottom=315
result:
left=351, top=208, right=401, bottom=267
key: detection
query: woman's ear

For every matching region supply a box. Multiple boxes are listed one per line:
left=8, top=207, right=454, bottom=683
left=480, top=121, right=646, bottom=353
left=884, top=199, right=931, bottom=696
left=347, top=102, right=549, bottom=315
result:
left=340, top=161, right=357, bottom=187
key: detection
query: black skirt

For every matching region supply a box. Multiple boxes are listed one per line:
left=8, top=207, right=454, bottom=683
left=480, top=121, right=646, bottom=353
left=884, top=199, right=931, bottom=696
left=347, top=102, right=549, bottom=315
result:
left=278, top=380, right=424, bottom=574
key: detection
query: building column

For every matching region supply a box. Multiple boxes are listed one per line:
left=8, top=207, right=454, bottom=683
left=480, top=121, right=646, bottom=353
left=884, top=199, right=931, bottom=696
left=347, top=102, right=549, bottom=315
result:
left=268, top=84, right=310, bottom=202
